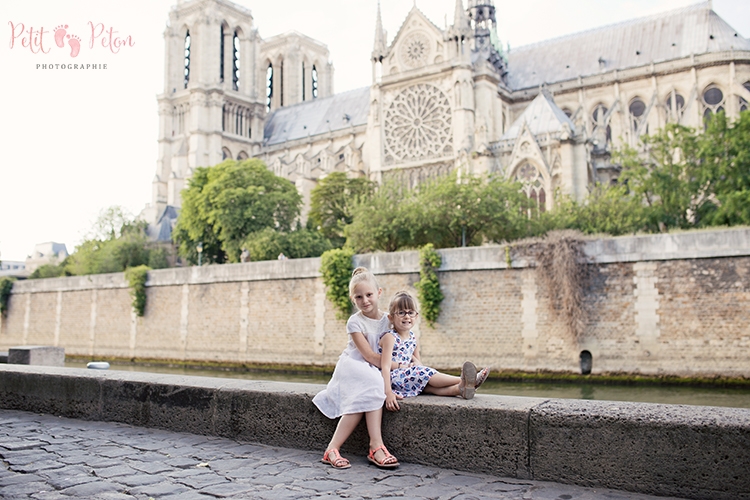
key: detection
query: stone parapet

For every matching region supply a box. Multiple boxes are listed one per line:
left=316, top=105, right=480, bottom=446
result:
left=0, top=364, right=748, bottom=500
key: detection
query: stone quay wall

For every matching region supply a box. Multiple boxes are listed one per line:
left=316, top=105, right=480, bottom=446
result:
left=1, top=364, right=748, bottom=500
left=1, top=228, right=750, bottom=377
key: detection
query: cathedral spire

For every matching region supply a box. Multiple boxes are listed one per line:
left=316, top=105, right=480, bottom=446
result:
left=372, top=1, right=387, bottom=61
left=448, top=0, right=471, bottom=41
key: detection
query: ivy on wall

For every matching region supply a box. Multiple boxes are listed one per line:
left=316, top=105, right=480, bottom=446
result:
left=124, top=265, right=150, bottom=317
left=320, top=248, right=354, bottom=320
left=0, top=277, right=14, bottom=317
left=415, top=244, right=443, bottom=327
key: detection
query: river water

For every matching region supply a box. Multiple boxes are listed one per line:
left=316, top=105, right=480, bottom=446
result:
left=65, top=361, right=750, bottom=409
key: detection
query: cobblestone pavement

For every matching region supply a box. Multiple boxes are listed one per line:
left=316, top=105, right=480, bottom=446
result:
left=0, top=409, right=686, bottom=499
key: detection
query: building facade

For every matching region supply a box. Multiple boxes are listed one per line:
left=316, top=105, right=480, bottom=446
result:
left=146, top=0, right=750, bottom=229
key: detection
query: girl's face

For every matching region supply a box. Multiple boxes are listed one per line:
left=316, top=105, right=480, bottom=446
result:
left=389, top=308, right=418, bottom=335
left=351, top=281, right=381, bottom=318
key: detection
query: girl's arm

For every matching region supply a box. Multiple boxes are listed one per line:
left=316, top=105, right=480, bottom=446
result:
left=350, top=331, right=382, bottom=366
left=379, top=334, right=400, bottom=411
left=351, top=331, right=400, bottom=369
left=411, top=340, right=422, bottom=366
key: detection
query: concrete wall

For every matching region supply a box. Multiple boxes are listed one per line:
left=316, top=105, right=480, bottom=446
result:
left=1, top=228, right=750, bottom=377
left=1, top=364, right=748, bottom=500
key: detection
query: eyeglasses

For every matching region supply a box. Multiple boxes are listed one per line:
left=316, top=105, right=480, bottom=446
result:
left=395, top=310, right=418, bottom=317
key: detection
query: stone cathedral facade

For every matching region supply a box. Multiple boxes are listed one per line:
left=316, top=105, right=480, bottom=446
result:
left=145, top=0, right=750, bottom=230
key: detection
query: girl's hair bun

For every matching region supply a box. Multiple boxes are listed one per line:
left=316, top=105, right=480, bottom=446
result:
left=352, top=266, right=368, bottom=277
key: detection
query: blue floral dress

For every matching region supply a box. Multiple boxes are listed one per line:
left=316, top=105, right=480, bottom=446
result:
left=380, top=330, right=436, bottom=398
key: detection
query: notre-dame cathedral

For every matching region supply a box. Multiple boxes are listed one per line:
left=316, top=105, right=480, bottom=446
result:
left=144, top=0, right=750, bottom=231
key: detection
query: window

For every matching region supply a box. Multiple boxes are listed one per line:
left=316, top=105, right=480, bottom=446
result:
left=516, top=162, right=546, bottom=215
left=266, top=63, right=273, bottom=112
left=702, top=85, right=724, bottom=125
left=591, top=103, right=611, bottom=146
left=232, top=31, right=240, bottom=91
left=740, top=81, right=750, bottom=113
left=312, top=65, right=318, bottom=99
left=302, top=63, right=305, bottom=102
left=280, top=61, right=284, bottom=107
left=629, top=97, right=647, bottom=135
left=665, top=90, right=685, bottom=122
left=183, top=30, right=191, bottom=89
left=219, top=27, right=224, bottom=83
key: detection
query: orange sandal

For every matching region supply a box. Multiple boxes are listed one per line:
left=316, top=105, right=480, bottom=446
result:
left=322, top=448, right=351, bottom=469
left=368, top=445, right=399, bottom=469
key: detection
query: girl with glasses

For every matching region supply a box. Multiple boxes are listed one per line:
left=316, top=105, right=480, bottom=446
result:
left=379, top=291, right=490, bottom=411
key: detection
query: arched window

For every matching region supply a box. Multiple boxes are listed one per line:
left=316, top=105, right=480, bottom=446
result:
left=562, top=108, right=573, bottom=118
left=280, top=61, right=284, bottom=107
left=219, top=26, right=225, bottom=83
left=665, top=90, right=685, bottom=122
left=740, top=81, right=750, bottom=113
left=591, top=103, right=611, bottom=146
left=183, top=30, right=191, bottom=89
left=702, top=85, right=724, bottom=125
left=516, top=162, right=546, bottom=215
left=232, top=31, right=240, bottom=91
left=237, top=151, right=248, bottom=160
left=312, top=64, right=318, bottom=99
left=266, top=63, right=273, bottom=112
left=629, top=97, right=647, bottom=135
left=222, top=147, right=231, bottom=160
left=301, top=62, right=305, bottom=102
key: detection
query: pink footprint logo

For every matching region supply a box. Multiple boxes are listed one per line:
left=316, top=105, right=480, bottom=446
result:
left=66, top=34, right=81, bottom=58
left=53, top=25, right=68, bottom=48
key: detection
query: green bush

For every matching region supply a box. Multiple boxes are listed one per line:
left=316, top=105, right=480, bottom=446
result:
left=320, top=248, right=354, bottom=320
left=124, top=265, right=150, bottom=317
left=415, top=244, right=443, bottom=327
left=0, top=277, right=14, bottom=317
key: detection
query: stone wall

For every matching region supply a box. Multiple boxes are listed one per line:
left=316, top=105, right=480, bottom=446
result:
left=2, top=229, right=749, bottom=377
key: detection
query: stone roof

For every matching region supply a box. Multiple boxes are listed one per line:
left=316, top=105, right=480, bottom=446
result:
left=506, top=2, right=750, bottom=90
left=500, top=90, right=575, bottom=141
left=263, top=87, right=370, bottom=146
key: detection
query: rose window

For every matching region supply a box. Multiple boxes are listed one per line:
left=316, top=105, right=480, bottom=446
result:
left=383, top=84, right=453, bottom=165
left=399, top=32, right=431, bottom=69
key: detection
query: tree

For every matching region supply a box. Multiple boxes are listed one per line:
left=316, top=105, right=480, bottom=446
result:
left=308, top=172, right=376, bottom=247
left=173, top=159, right=302, bottom=264
left=696, top=110, right=750, bottom=226
left=345, top=180, right=417, bottom=253
left=241, top=227, right=332, bottom=261
left=413, top=172, right=532, bottom=248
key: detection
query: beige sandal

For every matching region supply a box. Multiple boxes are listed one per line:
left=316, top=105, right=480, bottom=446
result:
left=475, top=367, right=490, bottom=389
left=458, top=361, right=477, bottom=399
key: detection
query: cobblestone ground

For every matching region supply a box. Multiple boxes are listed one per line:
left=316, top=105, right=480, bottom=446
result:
left=0, top=409, right=686, bottom=499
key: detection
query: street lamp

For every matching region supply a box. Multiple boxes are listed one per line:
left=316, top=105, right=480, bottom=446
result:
left=196, top=242, right=203, bottom=266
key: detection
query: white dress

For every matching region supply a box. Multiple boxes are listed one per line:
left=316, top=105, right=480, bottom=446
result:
left=313, top=311, right=389, bottom=419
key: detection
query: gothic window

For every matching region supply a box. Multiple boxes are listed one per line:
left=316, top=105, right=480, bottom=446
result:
left=266, top=63, right=273, bottom=112
left=562, top=108, right=573, bottom=118
left=232, top=31, right=240, bottom=91
left=591, top=103, right=611, bottom=146
left=516, top=162, right=546, bottom=214
left=280, top=61, right=284, bottom=106
left=740, top=81, right=750, bottom=113
left=301, top=63, right=305, bottom=101
left=665, top=90, right=685, bottom=122
left=222, top=147, right=231, bottom=160
left=312, top=65, right=318, bottom=99
left=172, top=105, right=186, bottom=136
left=219, top=27, right=225, bottom=83
left=183, top=30, right=191, bottom=89
left=237, top=151, right=248, bottom=160
left=629, top=97, right=647, bottom=135
left=702, top=85, right=724, bottom=125
left=383, top=83, right=453, bottom=165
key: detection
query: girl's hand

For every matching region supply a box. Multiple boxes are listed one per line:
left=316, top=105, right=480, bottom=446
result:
left=385, top=391, right=400, bottom=411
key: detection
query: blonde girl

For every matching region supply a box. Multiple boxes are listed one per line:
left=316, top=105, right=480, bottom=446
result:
left=313, top=267, right=400, bottom=469
left=379, top=290, right=490, bottom=411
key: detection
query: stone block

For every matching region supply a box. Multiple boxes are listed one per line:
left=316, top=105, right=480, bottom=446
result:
left=8, top=346, right=64, bottom=366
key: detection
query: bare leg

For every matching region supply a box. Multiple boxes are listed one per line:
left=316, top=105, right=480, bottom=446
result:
left=423, top=383, right=460, bottom=396
left=424, top=372, right=461, bottom=388
left=327, top=412, right=363, bottom=451
left=365, top=408, right=398, bottom=466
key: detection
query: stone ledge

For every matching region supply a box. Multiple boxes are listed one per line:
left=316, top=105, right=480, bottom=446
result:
left=0, top=365, right=748, bottom=499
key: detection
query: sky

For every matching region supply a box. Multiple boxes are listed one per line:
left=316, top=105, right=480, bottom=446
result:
left=1, top=0, right=748, bottom=262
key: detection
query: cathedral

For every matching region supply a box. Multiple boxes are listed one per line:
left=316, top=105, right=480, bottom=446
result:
left=144, top=0, right=750, bottom=232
